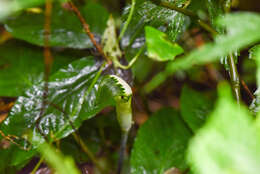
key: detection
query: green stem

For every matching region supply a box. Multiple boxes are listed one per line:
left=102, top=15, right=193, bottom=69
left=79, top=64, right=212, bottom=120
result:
left=86, top=62, right=106, bottom=95
left=155, top=1, right=241, bottom=103
left=228, top=53, right=240, bottom=103
left=31, top=157, right=44, bottom=174
left=72, top=133, right=105, bottom=173
left=114, top=45, right=145, bottom=69
left=118, top=0, right=136, bottom=41
left=116, top=131, right=129, bottom=174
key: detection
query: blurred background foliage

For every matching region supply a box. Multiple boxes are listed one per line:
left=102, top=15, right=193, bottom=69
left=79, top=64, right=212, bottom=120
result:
left=0, top=0, right=260, bottom=174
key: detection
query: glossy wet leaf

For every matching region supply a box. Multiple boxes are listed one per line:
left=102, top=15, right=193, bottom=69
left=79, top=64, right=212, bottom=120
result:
left=1, top=57, right=108, bottom=140
left=0, top=57, right=133, bottom=168
left=188, top=84, right=260, bottom=174
left=39, top=143, right=80, bottom=174
left=144, top=12, right=260, bottom=93
left=145, top=26, right=184, bottom=61
left=0, top=41, right=76, bottom=97
left=180, top=86, right=213, bottom=132
left=5, top=2, right=109, bottom=49
left=130, top=108, right=192, bottom=174
left=1, top=57, right=101, bottom=142
left=121, top=0, right=189, bottom=49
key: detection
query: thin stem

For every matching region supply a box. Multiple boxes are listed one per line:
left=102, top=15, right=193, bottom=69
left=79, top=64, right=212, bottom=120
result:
left=160, top=1, right=197, bottom=18
left=223, top=2, right=241, bottom=103
left=68, top=1, right=111, bottom=63
left=228, top=53, right=240, bottom=103
left=31, top=157, right=44, bottom=174
left=118, top=0, right=136, bottom=41
left=197, top=20, right=218, bottom=36
left=115, top=45, right=145, bottom=69
left=241, top=79, right=255, bottom=100
left=36, top=0, right=53, bottom=141
left=86, top=62, right=106, bottom=95
left=116, top=131, right=128, bottom=174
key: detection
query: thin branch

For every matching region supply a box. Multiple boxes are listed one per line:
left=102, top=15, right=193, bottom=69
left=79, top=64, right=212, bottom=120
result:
left=241, top=79, right=255, bottom=100
left=118, top=0, right=136, bottom=41
left=36, top=0, right=53, bottom=141
left=68, top=1, right=111, bottom=63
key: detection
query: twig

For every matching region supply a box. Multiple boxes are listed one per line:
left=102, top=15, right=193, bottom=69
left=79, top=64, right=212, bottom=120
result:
left=68, top=1, right=110, bottom=63
left=35, top=0, right=53, bottom=141
left=241, top=79, right=255, bottom=100
left=0, top=130, right=31, bottom=151
left=72, top=133, right=105, bottom=173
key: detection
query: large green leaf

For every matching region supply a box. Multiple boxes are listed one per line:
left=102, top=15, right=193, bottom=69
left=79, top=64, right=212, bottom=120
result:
left=144, top=12, right=260, bottom=93
left=0, top=56, right=132, bottom=169
left=0, top=41, right=76, bottom=97
left=1, top=57, right=102, bottom=141
left=145, top=26, right=184, bottom=61
left=5, top=2, right=109, bottom=49
left=121, top=0, right=189, bottom=49
left=130, top=108, right=192, bottom=174
left=188, top=84, right=260, bottom=174
left=180, top=86, right=214, bottom=132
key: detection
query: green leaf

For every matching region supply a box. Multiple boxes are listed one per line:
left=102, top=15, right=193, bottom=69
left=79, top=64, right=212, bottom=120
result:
left=1, top=57, right=103, bottom=141
left=0, top=144, right=36, bottom=172
left=121, top=0, right=189, bottom=49
left=0, top=57, right=133, bottom=168
left=145, top=26, right=184, bottom=61
left=0, top=0, right=45, bottom=19
left=180, top=86, right=214, bottom=132
left=130, top=108, right=192, bottom=174
left=5, top=2, right=109, bottom=49
left=38, top=143, right=80, bottom=174
left=144, top=12, right=260, bottom=93
left=0, top=41, right=76, bottom=97
left=188, top=83, right=260, bottom=174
